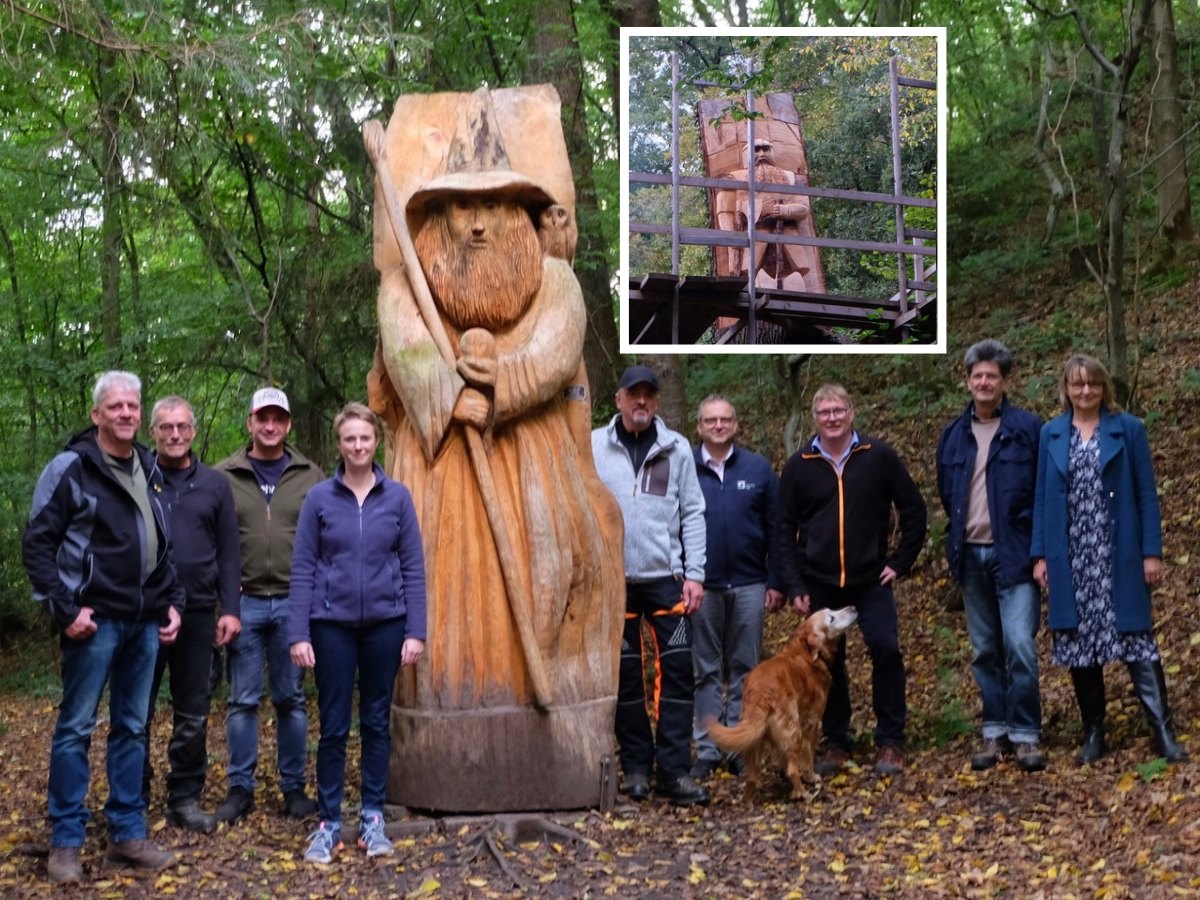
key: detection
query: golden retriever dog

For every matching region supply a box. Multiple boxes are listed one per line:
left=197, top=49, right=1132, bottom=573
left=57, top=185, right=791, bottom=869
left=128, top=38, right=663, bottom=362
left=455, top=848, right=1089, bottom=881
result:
left=707, top=606, right=858, bottom=800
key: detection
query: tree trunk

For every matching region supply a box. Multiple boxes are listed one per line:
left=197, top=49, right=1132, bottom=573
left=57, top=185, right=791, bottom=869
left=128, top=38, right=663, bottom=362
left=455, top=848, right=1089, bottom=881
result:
left=1147, top=0, right=1193, bottom=246
left=1098, top=0, right=1153, bottom=405
left=1034, top=41, right=1066, bottom=246
left=97, top=47, right=124, bottom=356
left=649, top=353, right=689, bottom=434
left=526, top=0, right=622, bottom=415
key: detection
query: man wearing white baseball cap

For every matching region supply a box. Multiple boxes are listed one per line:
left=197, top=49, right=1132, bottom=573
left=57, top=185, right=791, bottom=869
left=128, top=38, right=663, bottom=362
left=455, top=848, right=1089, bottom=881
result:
left=214, top=387, right=323, bottom=823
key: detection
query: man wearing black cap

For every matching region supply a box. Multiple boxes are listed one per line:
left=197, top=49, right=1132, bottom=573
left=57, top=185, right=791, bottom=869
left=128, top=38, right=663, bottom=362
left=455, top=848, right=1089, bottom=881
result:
left=592, top=365, right=709, bottom=806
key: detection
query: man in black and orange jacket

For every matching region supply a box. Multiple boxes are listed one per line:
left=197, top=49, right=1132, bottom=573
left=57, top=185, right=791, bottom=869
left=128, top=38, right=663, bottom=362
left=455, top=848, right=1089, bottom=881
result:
left=776, top=383, right=926, bottom=777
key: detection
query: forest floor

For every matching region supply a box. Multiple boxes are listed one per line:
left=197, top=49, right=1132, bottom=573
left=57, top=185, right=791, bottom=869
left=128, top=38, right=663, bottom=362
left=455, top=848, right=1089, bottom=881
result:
left=1, top=557, right=1199, bottom=900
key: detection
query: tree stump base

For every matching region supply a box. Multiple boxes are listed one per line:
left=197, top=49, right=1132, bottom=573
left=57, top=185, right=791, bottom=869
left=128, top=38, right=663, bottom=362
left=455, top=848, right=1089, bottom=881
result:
left=388, top=698, right=617, bottom=811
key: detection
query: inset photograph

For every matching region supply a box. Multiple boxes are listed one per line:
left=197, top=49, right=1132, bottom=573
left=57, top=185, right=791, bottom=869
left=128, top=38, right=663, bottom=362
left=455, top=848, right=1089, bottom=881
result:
left=621, top=28, right=945, bottom=353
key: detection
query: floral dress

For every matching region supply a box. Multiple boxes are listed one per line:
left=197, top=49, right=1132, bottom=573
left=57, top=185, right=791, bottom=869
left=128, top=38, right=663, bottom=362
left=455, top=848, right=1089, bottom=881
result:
left=1051, top=426, right=1159, bottom=667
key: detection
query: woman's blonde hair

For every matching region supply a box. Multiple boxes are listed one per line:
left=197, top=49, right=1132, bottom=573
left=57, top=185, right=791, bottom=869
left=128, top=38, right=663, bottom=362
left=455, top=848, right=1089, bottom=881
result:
left=333, top=401, right=384, bottom=444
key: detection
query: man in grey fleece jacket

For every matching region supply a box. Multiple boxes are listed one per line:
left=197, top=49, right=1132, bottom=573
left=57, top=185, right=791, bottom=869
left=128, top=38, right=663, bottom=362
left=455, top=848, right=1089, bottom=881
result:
left=592, top=365, right=708, bottom=807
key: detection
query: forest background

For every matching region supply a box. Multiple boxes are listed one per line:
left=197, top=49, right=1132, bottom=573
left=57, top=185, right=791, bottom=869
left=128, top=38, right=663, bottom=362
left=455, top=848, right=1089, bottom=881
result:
left=2, top=0, right=1200, bottom=896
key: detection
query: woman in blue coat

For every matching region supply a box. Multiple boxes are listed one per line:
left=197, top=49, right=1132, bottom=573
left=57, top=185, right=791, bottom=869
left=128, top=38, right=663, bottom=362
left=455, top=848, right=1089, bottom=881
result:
left=289, top=403, right=427, bottom=863
left=1031, top=355, right=1186, bottom=765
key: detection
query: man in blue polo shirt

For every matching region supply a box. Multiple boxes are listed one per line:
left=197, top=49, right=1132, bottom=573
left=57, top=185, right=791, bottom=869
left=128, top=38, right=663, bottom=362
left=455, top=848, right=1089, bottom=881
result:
left=690, top=395, right=784, bottom=780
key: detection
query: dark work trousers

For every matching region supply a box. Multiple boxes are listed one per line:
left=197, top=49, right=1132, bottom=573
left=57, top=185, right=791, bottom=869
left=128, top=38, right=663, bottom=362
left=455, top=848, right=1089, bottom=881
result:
left=809, top=579, right=906, bottom=751
left=143, top=608, right=217, bottom=806
left=616, top=576, right=694, bottom=783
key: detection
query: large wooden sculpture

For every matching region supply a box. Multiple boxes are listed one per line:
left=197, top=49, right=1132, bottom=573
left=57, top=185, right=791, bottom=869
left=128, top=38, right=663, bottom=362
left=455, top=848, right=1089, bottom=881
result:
left=698, top=94, right=827, bottom=294
left=364, top=86, right=624, bottom=811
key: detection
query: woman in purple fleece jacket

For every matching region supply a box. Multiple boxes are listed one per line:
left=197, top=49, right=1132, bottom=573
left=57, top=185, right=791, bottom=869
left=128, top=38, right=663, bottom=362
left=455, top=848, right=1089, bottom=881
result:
left=288, top=403, right=426, bottom=864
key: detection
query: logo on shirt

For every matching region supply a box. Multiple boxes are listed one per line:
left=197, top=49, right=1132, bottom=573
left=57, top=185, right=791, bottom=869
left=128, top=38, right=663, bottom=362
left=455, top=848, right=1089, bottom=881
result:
left=736, top=479, right=757, bottom=491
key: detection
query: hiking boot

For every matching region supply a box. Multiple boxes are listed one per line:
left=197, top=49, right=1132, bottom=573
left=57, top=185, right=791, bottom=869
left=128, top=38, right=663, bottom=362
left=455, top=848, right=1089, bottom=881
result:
left=814, top=745, right=851, bottom=776
left=1014, top=741, right=1047, bottom=772
left=166, top=798, right=217, bottom=834
left=105, top=839, right=175, bottom=870
left=358, top=811, right=394, bottom=858
left=874, top=744, right=905, bottom=776
left=655, top=774, right=710, bottom=807
left=619, top=772, right=651, bottom=801
left=47, top=846, right=83, bottom=884
left=970, top=737, right=1010, bottom=771
left=689, top=757, right=719, bottom=781
left=726, top=753, right=746, bottom=777
left=214, top=786, right=255, bottom=824
left=304, top=821, right=343, bottom=865
left=282, top=788, right=317, bottom=819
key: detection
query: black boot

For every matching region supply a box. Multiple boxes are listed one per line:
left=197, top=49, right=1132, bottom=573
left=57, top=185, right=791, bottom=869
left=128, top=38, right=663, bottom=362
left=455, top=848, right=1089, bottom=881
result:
left=1127, top=660, right=1189, bottom=764
left=1070, top=666, right=1107, bottom=764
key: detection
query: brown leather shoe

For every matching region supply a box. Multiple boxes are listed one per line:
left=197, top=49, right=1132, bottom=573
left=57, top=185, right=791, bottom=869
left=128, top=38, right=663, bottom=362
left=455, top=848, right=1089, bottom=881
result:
left=105, top=839, right=176, bottom=870
left=814, top=745, right=851, bottom=776
left=47, top=846, right=83, bottom=884
left=874, top=744, right=905, bottom=776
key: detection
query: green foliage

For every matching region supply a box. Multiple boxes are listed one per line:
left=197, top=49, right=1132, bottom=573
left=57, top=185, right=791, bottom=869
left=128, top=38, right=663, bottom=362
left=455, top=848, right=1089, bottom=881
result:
left=1137, top=757, right=1170, bottom=783
left=1179, top=368, right=1200, bottom=394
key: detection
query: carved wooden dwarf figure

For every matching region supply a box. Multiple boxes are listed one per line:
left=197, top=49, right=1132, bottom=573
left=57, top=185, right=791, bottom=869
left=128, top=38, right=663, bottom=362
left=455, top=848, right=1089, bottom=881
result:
left=364, top=86, right=623, bottom=811
left=715, top=139, right=819, bottom=292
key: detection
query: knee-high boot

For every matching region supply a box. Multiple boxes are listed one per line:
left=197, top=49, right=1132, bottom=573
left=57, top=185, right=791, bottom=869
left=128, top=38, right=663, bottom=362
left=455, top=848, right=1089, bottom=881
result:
left=1127, top=660, right=1189, bottom=764
left=1070, top=666, right=1107, bottom=764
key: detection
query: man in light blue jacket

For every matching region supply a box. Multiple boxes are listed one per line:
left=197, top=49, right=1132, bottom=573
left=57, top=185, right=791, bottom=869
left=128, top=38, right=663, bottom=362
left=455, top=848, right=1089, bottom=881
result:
left=592, top=365, right=708, bottom=806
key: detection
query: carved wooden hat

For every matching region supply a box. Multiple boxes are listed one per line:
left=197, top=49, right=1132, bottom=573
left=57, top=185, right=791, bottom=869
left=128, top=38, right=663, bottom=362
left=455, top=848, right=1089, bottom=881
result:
left=407, top=87, right=557, bottom=218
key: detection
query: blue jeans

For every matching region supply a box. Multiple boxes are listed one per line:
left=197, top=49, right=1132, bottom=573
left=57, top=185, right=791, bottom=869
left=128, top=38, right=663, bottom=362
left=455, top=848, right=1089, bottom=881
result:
left=311, top=618, right=406, bottom=824
left=692, top=583, right=765, bottom=762
left=49, top=617, right=159, bottom=847
left=226, top=596, right=309, bottom=794
left=961, top=544, right=1042, bottom=743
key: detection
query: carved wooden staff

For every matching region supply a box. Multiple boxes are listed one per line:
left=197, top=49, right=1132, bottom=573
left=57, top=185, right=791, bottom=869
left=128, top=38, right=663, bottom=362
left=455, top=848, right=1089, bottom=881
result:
left=362, top=119, right=554, bottom=710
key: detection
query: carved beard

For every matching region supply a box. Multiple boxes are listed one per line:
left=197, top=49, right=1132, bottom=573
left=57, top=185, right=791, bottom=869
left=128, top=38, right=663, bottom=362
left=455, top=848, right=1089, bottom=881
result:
left=754, top=160, right=792, bottom=185
left=414, top=203, right=544, bottom=332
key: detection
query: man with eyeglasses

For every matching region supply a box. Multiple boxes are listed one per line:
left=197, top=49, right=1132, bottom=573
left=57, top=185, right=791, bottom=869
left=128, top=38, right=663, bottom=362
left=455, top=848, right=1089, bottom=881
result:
left=936, top=340, right=1045, bottom=773
left=776, top=383, right=926, bottom=777
left=689, top=395, right=783, bottom=781
left=142, top=396, right=242, bottom=832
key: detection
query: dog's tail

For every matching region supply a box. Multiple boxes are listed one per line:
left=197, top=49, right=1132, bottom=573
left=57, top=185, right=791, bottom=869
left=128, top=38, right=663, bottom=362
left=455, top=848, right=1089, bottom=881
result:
left=706, top=708, right=768, bottom=754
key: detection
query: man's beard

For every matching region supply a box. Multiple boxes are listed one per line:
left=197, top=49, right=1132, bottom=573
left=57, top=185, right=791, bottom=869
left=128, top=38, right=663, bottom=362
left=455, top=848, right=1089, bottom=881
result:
left=414, top=205, right=544, bottom=332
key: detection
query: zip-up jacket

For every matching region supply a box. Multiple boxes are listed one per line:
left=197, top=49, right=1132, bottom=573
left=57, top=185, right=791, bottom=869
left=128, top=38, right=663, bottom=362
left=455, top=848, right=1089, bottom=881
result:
left=287, top=463, right=427, bottom=644
left=776, top=432, right=926, bottom=599
left=694, top=443, right=783, bottom=591
left=592, top=415, right=706, bottom=582
left=157, top=452, right=243, bottom=617
left=936, top=397, right=1041, bottom=587
left=23, top=427, right=186, bottom=630
left=215, top=442, right=323, bottom=597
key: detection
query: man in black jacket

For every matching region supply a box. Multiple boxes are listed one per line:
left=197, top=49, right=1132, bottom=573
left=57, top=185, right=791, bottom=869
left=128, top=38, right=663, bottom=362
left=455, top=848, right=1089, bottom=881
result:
left=142, top=396, right=242, bottom=832
left=776, top=384, right=926, bottom=776
left=23, top=371, right=184, bottom=883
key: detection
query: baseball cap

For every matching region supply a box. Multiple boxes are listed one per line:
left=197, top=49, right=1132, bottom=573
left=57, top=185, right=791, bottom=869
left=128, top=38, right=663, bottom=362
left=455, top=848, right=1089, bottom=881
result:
left=618, top=365, right=659, bottom=392
left=250, top=387, right=290, bottom=415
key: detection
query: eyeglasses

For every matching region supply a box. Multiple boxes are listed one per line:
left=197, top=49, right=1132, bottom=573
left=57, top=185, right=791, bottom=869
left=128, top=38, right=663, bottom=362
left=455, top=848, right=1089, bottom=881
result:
left=700, top=416, right=735, bottom=426
left=154, top=423, right=195, bottom=434
left=815, top=407, right=850, bottom=420
left=1067, top=381, right=1100, bottom=392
